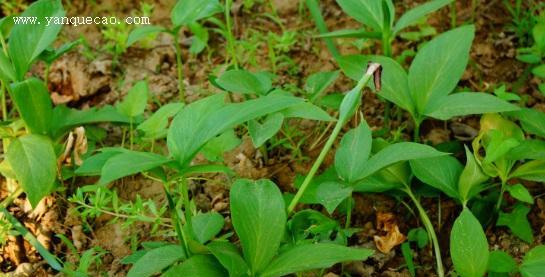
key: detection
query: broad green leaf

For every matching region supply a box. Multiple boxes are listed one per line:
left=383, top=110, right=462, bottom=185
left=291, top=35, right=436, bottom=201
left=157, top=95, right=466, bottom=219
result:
left=279, top=102, right=334, bottom=121
left=201, top=129, right=241, bottom=162
left=410, top=155, right=462, bottom=199
left=188, top=22, right=209, bottom=54
left=7, top=135, right=56, bottom=207
left=216, top=69, right=272, bottom=95
left=38, top=39, right=81, bottom=65
left=335, top=123, right=372, bottom=183
left=261, top=243, right=373, bottom=277
left=507, top=139, right=545, bottom=160
left=171, top=0, right=223, bottom=27
left=337, top=54, right=368, bottom=81
left=510, top=160, right=545, bottom=182
left=126, top=244, right=186, bottom=277
left=532, top=64, right=545, bottom=78
left=425, top=92, right=519, bottom=120
left=75, top=149, right=126, bottom=176
left=117, top=81, right=149, bottom=118
left=488, top=250, right=517, bottom=274
left=458, top=147, right=489, bottom=203
left=11, top=78, right=53, bottom=136
left=520, top=245, right=545, bottom=277
left=533, top=23, right=545, bottom=52
left=305, top=71, right=339, bottom=101
left=352, top=174, right=403, bottom=193
left=248, top=113, right=284, bottom=148
left=314, top=181, right=353, bottom=214
left=127, top=25, right=165, bottom=47
left=371, top=56, right=415, bottom=116
left=408, top=25, right=475, bottom=114
left=317, top=28, right=381, bottom=39
left=98, top=150, right=171, bottom=185
left=497, top=204, right=533, bottom=243
left=137, top=103, right=184, bottom=140
left=167, top=94, right=301, bottom=166
left=481, top=129, right=521, bottom=165
left=230, top=179, right=286, bottom=274
left=507, top=184, right=534, bottom=204
left=450, top=208, right=489, bottom=277
left=393, top=0, right=453, bottom=34
left=355, top=142, right=447, bottom=181
left=509, top=108, right=545, bottom=138
left=0, top=51, right=15, bottom=83
left=191, top=212, right=224, bottom=244
left=8, top=0, right=65, bottom=80
left=164, top=255, right=227, bottom=277
left=336, top=0, right=387, bottom=32
left=208, top=241, right=250, bottom=277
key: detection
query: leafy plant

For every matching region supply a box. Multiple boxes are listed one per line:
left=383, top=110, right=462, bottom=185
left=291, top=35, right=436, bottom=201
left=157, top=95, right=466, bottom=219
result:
left=338, top=25, right=519, bottom=140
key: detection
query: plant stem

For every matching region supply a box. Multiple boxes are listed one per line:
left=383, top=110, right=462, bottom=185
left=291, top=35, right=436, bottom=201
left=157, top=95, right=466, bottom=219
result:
left=495, top=179, right=507, bottom=211
left=162, top=181, right=190, bottom=257
left=382, top=34, right=392, bottom=129
left=173, top=32, right=185, bottom=103
left=129, top=119, right=134, bottom=150
left=345, top=194, right=352, bottom=228
left=287, top=68, right=377, bottom=214
left=404, top=188, right=445, bottom=277
left=305, top=0, right=340, bottom=59
left=450, top=2, right=457, bottom=28
left=413, top=120, right=421, bottom=142
left=224, top=0, right=238, bottom=68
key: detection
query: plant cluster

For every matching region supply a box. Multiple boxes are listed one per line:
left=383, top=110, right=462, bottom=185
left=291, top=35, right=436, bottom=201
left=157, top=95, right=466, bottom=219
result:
left=0, top=0, right=545, bottom=277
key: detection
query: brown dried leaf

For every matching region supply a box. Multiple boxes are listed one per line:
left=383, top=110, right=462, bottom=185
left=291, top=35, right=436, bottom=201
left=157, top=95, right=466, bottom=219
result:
left=373, top=212, right=406, bottom=253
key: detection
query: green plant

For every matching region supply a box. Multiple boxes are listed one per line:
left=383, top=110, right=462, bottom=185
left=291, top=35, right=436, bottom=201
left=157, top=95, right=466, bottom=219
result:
left=516, top=15, right=545, bottom=95
left=338, top=25, right=519, bottom=140
left=127, top=0, right=224, bottom=102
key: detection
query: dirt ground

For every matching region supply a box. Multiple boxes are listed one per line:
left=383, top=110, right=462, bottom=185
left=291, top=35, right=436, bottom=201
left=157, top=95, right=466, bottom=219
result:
left=1, top=0, right=545, bottom=276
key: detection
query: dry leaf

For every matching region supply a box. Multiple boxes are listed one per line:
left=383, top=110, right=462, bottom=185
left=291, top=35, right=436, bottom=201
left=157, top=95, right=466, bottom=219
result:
left=373, top=212, right=406, bottom=253
left=58, top=127, right=88, bottom=167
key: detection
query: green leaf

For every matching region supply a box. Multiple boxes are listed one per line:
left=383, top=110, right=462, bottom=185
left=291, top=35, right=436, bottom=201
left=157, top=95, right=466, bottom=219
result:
left=167, top=94, right=301, bottom=166
left=482, top=129, right=521, bottom=164
left=425, top=92, right=519, bottom=120
left=201, top=129, right=241, bottom=162
left=509, top=108, right=545, bottom=138
left=497, top=204, right=533, bottom=243
left=371, top=56, right=415, bottom=116
left=393, top=0, right=453, bottom=34
left=450, top=208, right=489, bottom=277
left=314, top=181, right=353, bottom=214
left=533, top=23, right=545, bottom=52
left=171, top=0, right=223, bottom=27
left=7, top=135, right=56, bottom=207
left=137, top=103, right=184, bottom=140
left=305, top=71, right=339, bottom=101
left=407, top=227, right=428, bottom=249
left=10, top=78, right=53, bottom=136
left=75, top=149, right=126, bottom=176
left=458, top=147, right=489, bottom=203
left=127, top=25, right=165, bottom=47
left=520, top=245, right=545, bottom=277
left=408, top=25, right=475, bottom=115
left=507, top=139, right=545, bottom=160
left=8, top=0, right=65, bottom=80
left=230, top=179, right=286, bottom=274
left=488, top=250, right=517, bottom=274
left=191, top=212, right=224, bottom=244
left=507, top=184, right=534, bottom=204
left=117, top=81, right=149, bottom=118
left=216, top=69, right=272, bottom=95
left=0, top=50, right=15, bottom=83
left=335, top=0, right=387, bottom=32
left=410, top=155, right=462, bottom=199
left=208, top=241, right=250, bottom=277
left=279, top=102, right=334, bottom=121
left=335, top=123, right=372, bottom=183
left=317, top=28, right=381, bottom=39
left=98, top=150, right=171, bottom=185
left=356, top=142, right=448, bottom=181
left=261, top=243, right=373, bottom=277
left=510, top=160, right=545, bottom=182
left=164, top=255, right=227, bottom=277
left=532, top=64, right=545, bottom=78
left=126, top=244, right=186, bottom=277
left=248, top=113, right=284, bottom=148
left=337, top=54, right=368, bottom=81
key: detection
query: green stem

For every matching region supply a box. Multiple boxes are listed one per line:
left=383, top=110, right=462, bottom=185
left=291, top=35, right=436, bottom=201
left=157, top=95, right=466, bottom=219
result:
left=345, top=194, right=352, bottom=228
left=305, top=0, right=340, bottom=59
left=129, top=119, right=134, bottom=150
left=413, top=120, right=421, bottom=142
left=225, top=0, right=238, bottom=68
left=382, top=35, right=392, bottom=128
left=173, top=32, right=185, bottom=103
left=471, top=0, right=478, bottom=22
left=495, top=179, right=507, bottom=211
left=162, top=181, right=190, bottom=257
left=450, top=2, right=457, bottom=28
left=287, top=68, right=376, bottom=214
left=404, top=188, right=444, bottom=277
